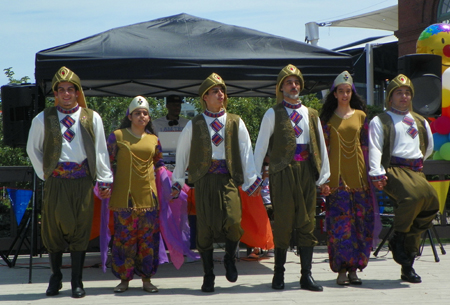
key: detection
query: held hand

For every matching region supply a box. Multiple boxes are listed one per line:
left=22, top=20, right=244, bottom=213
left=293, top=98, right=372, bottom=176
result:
left=372, top=177, right=388, bottom=191
left=99, top=188, right=111, bottom=199
left=320, top=184, right=330, bottom=196
left=251, top=186, right=262, bottom=197
left=170, top=188, right=180, bottom=199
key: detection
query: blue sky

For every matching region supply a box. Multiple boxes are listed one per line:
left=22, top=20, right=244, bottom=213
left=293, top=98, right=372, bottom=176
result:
left=1, top=0, right=397, bottom=87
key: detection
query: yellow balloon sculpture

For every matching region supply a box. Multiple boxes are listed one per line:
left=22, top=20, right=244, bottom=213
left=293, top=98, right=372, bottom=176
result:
left=416, top=23, right=450, bottom=74
left=417, top=24, right=450, bottom=120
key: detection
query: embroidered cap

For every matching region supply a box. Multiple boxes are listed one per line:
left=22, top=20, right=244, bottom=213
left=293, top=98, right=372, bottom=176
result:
left=276, top=64, right=304, bottom=103
left=386, top=74, right=415, bottom=105
left=52, top=66, right=87, bottom=108
left=127, top=96, right=150, bottom=115
left=331, top=71, right=355, bottom=92
left=198, top=73, right=228, bottom=110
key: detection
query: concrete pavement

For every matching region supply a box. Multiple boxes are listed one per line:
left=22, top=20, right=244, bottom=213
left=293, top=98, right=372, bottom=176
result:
left=1, top=244, right=449, bottom=304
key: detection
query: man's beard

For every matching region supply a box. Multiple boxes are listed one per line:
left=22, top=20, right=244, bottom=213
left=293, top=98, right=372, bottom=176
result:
left=284, top=92, right=299, bottom=100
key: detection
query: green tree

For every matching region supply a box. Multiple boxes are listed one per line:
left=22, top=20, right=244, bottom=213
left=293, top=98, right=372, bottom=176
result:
left=366, top=105, right=384, bottom=120
left=301, top=93, right=323, bottom=112
left=227, top=97, right=276, bottom=145
left=0, top=120, right=30, bottom=166
left=3, top=67, right=30, bottom=84
left=87, top=96, right=168, bottom=136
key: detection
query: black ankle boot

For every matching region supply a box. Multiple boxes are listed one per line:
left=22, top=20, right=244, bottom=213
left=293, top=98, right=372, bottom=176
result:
left=46, top=252, right=63, bottom=296
left=389, top=231, right=412, bottom=266
left=70, top=251, right=86, bottom=298
left=224, top=239, right=239, bottom=282
left=272, top=248, right=287, bottom=290
left=200, top=250, right=215, bottom=292
left=298, top=247, right=323, bottom=292
left=401, top=259, right=421, bottom=283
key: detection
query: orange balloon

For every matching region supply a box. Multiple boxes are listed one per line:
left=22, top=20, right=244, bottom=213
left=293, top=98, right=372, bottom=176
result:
left=442, top=106, right=450, bottom=118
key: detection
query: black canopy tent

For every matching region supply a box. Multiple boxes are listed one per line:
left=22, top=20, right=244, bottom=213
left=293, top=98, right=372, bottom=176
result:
left=35, top=13, right=352, bottom=97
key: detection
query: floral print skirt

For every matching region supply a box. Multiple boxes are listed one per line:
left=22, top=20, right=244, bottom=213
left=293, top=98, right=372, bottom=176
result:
left=111, top=209, right=160, bottom=280
left=325, top=187, right=374, bottom=272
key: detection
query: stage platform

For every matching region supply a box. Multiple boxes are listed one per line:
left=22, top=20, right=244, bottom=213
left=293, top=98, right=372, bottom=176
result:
left=1, top=245, right=449, bottom=304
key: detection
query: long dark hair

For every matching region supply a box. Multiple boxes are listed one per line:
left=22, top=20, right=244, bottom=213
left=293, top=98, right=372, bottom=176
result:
left=319, top=88, right=367, bottom=124
left=118, top=114, right=155, bottom=134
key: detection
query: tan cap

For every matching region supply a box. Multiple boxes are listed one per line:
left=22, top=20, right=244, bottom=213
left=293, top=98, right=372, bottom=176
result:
left=198, top=73, right=228, bottom=110
left=331, top=71, right=354, bottom=91
left=52, top=66, right=87, bottom=108
left=127, top=96, right=150, bottom=115
left=276, top=64, right=304, bottom=103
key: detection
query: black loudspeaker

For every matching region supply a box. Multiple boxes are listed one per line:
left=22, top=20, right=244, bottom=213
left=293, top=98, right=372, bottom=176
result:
left=1, top=84, right=45, bottom=147
left=398, top=54, right=442, bottom=116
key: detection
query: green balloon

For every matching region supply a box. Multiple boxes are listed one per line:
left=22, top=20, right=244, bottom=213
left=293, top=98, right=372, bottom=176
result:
left=433, top=150, right=444, bottom=160
left=439, top=142, right=450, bottom=160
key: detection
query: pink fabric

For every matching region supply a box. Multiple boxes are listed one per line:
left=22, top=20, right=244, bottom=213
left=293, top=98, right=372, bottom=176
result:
left=156, top=168, right=199, bottom=269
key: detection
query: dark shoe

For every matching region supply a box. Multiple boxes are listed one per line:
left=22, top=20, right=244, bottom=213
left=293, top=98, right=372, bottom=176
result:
left=46, top=252, right=63, bottom=296
left=300, top=273, right=323, bottom=291
left=272, top=272, right=285, bottom=290
left=200, top=250, right=215, bottom=292
left=71, top=251, right=86, bottom=298
left=299, top=247, right=323, bottom=292
left=348, top=271, right=362, bottom=285
left=46, top=274, right=63, bottom=296
left=224, top=239, right=239, bottom=282
left=389, top=231, right=412, bottom=266
left=202, top=274, right=215, bottom=293
left=401, top=266, right=422, bottom=283
left=271, top=248, right=287, bottom=290
left=72, top=287, right=86, bottom=298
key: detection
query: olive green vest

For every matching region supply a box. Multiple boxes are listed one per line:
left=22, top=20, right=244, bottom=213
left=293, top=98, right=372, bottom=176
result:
left=377, top=111, right=428, bottom=170
left=268, top=103, right=322, bottom=178
left=188, top=113, right=244, bottom=185
left=108, top=129, right=158, bottom=210
left=42, top=107, right=96, bottom=180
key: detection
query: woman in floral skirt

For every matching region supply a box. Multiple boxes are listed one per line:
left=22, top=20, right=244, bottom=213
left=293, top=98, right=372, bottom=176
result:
left=320, top=72, right=376, bottom=285
left=107, top=96, right=164, bottom=293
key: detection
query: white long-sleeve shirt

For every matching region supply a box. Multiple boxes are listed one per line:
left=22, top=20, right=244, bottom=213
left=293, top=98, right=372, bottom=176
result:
left=171, top=112, right=260, bottom=192
left=368, top=111, right=434, bottom=177
left=26, top=107, right=113, bottom=184
left=253, top=104, right=330, bottom=186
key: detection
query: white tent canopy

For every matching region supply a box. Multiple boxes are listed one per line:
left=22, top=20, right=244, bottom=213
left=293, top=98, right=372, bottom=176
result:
left=321, top=5, right=398, bottom=31
left=334, top=35, right=398, bottom=52
left=305, top=5, right=398, bottom=44
left=305, top=5, right=398, bottom=106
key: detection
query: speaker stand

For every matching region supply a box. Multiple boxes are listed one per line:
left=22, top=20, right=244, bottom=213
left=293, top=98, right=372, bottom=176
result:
left=0, top=251, right=12, bottom=267
left=2, top=210, right=33, bottom=268
left=419, top=226, right=446, bottom=263
left=373, top=225, right=394, bottom=257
